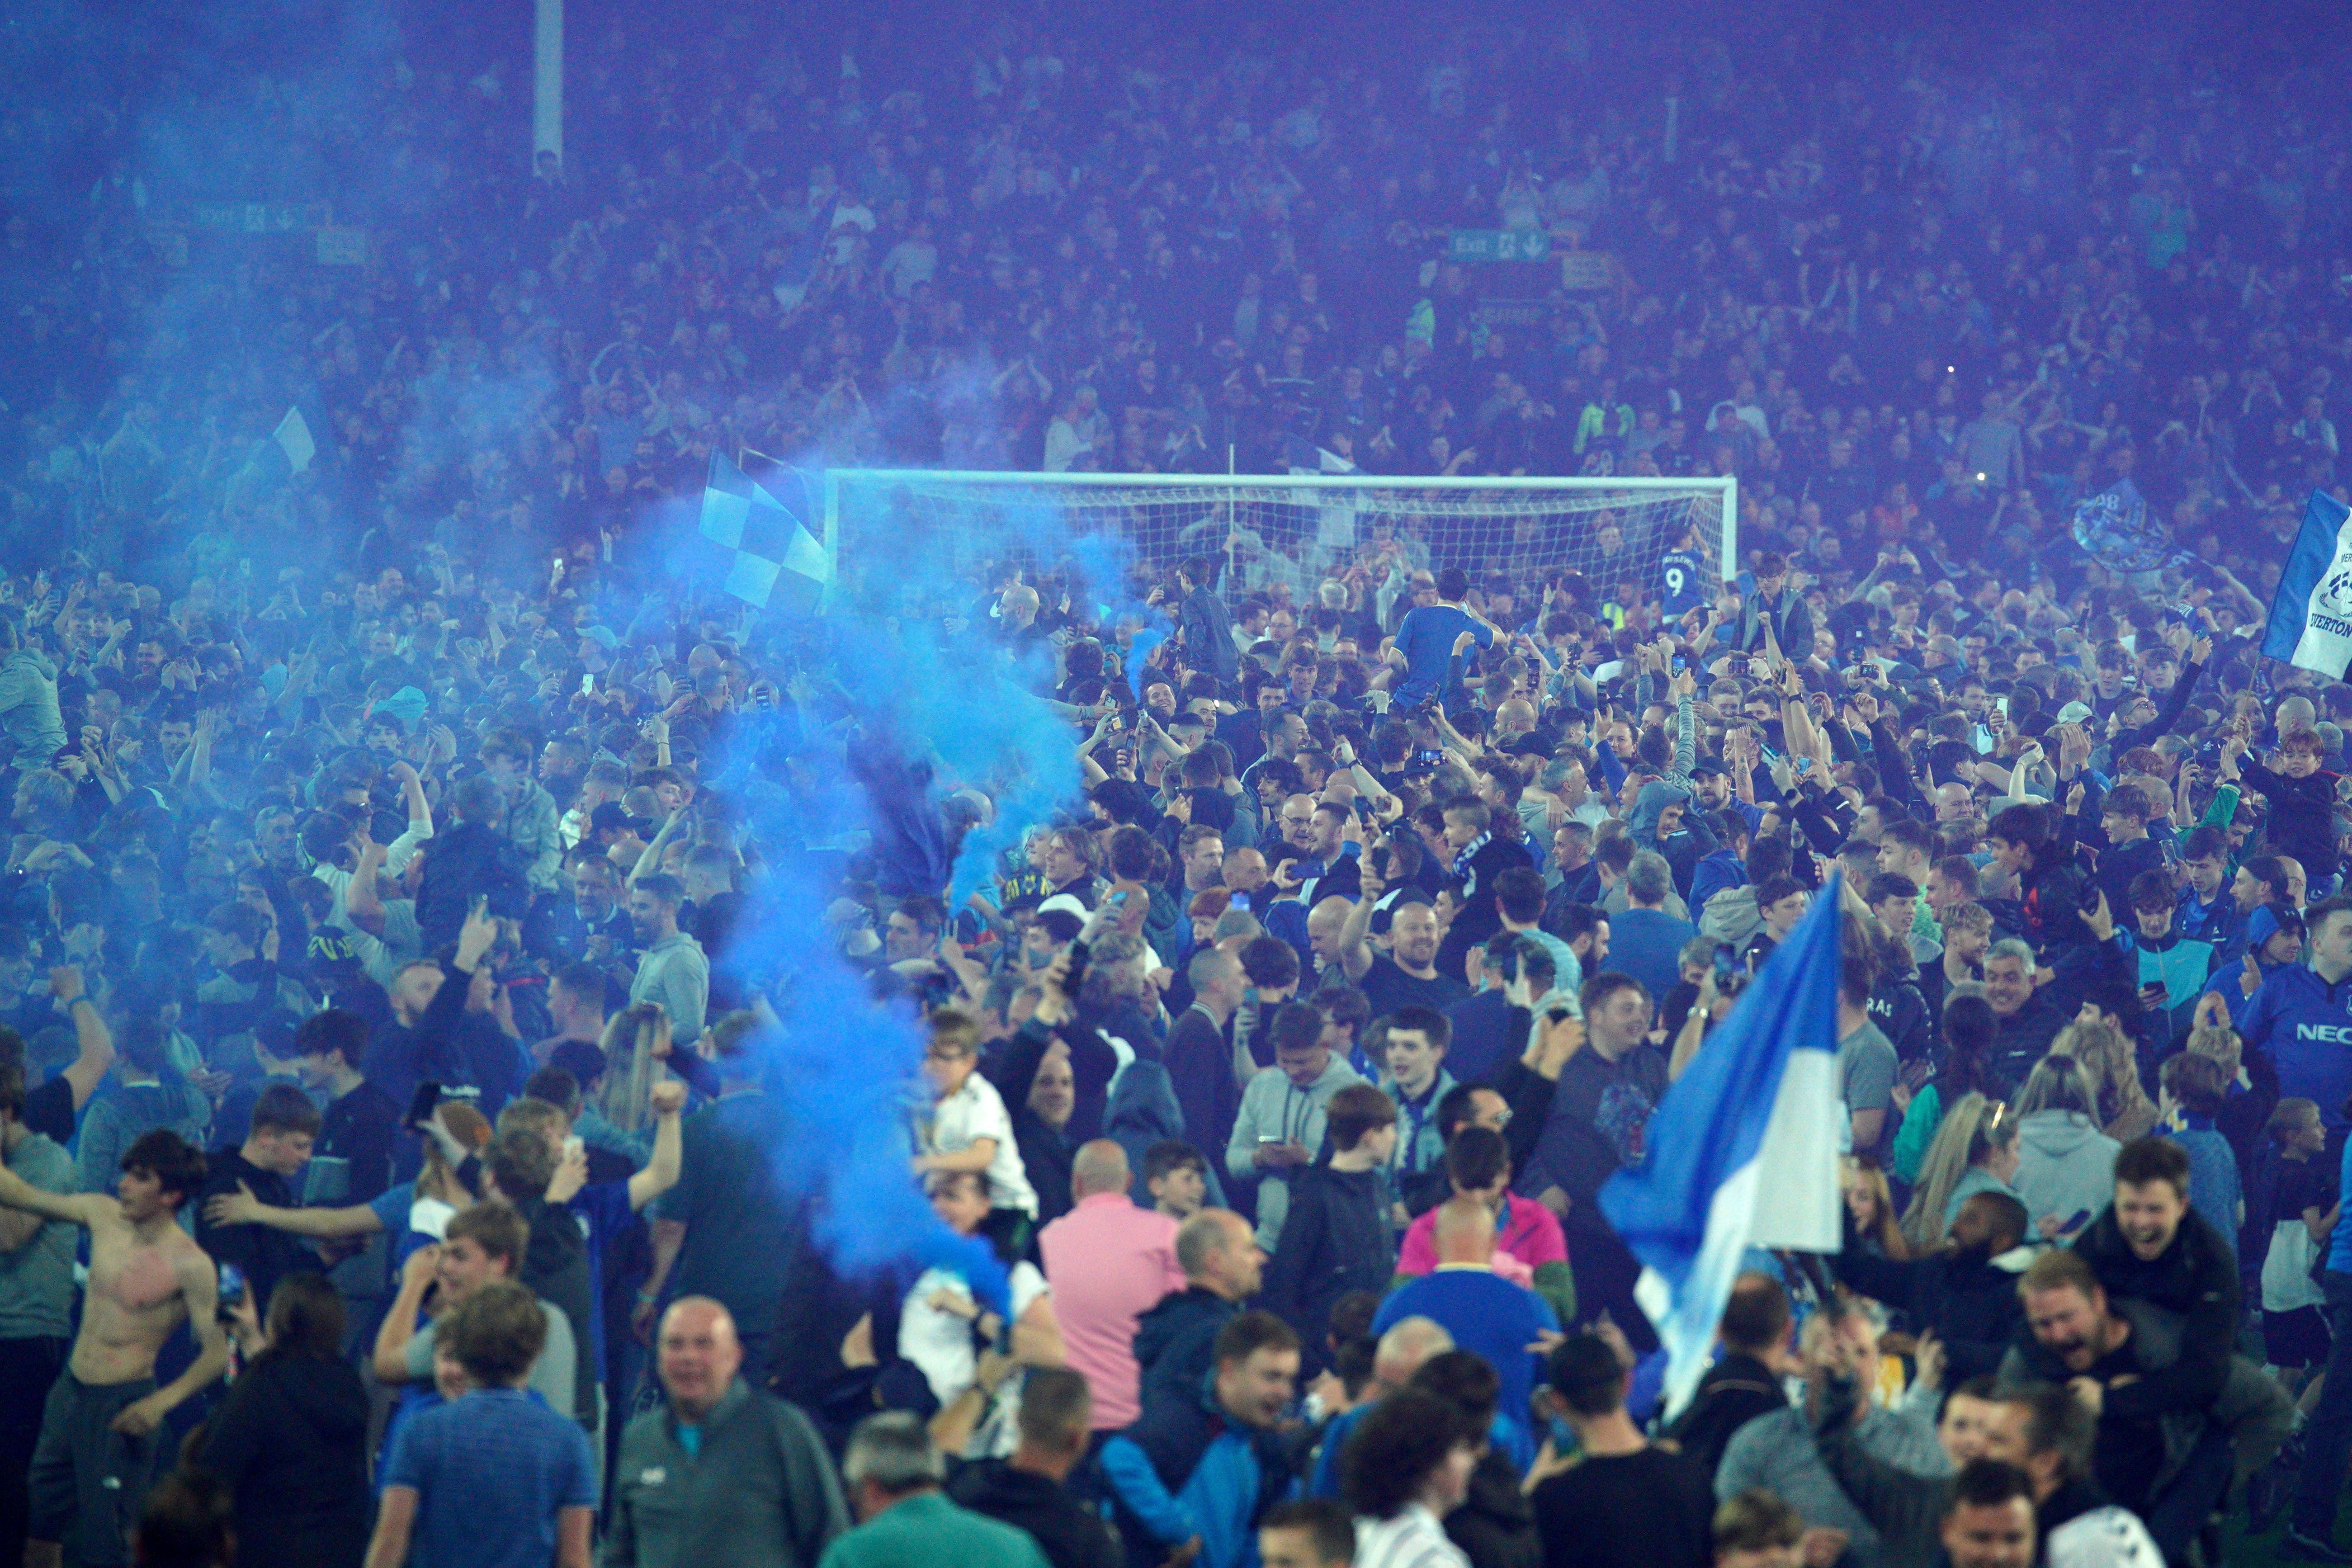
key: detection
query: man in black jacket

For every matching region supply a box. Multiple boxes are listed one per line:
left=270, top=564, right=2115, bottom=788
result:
left=1133, top=1209, right=1261, bottom=1402
left=192, top=1083, right=321, bottom=1318
left=1665, top=1271, right=1792, bottom=1483
left=947, top=1368, right=1121, bottom=1568
left=1830, top=1191, right=2031, bottom=1387
left=987, top=969, right=1120, bottom=1227
left=1260, top=1086, right=1396, bottom=1374
left=1435, top=800, right=1535, bottom=982
left=415, top=774, right=532, bottom=951
left=1980, top=938, right=2068, bottom=1099
left=2073, top=1139, right=2237, bottom=1424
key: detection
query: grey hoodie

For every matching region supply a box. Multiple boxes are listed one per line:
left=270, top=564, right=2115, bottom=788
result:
left=1224, top=1054, right=1363, bottom=1250
left=2010, top=1110, right=2120, bottom=1237
left=1701, top=883, right=1765, bottom=946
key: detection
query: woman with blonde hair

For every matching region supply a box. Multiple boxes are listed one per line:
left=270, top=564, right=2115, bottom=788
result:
left=1843, top=1158, right=1909, bottom=1260
left=2049, top=1009, right=2158, bottom=1144
left=2010, top=1055, right=2120, bottom=1241
left=1899, top=1093, right=2020, bottom=1255
left=595, top=1001, right=669, bottom=1138
left=2182, top=990, right=2275, bottom=1165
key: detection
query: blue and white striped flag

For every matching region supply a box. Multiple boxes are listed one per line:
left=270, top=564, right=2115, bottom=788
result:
left=1600, top=875, right=1846, bottom=1416
left=2262, top=490, right=2352, bottom=678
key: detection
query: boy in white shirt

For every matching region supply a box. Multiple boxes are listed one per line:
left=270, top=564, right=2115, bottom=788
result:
left=918, top=1011, right=1038, bottom=1233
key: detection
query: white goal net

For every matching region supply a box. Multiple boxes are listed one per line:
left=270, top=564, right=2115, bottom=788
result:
left=819, top=471, right=1736, bottom=620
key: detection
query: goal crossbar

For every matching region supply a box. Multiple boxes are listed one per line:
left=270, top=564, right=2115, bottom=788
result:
left=818, top=469, right=1739, bottom=606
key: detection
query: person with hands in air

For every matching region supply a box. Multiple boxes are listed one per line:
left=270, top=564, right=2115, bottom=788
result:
left=0, top=1128, right=226, bottom=1568
left=1390, top=566, right=1497, bottom=712
left=2223, top=726, right=2343, bottom=895
left=1333, top=848, right=1466, bottom=1018
left=16, top=966, right=113, bottom=1146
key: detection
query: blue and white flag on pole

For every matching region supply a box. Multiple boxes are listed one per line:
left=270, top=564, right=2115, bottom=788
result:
left=699, top=451, right=831, bottom=607
left=2262, top=490, right=2352, bottom=679
left=1600, top=874, right=1846, bottom=1417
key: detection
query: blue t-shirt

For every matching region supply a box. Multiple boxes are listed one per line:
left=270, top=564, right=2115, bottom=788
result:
left=383, top=1387, right=595, bottom=1568
left=1660, top=549, right=1708, bottom=616
left=1371, top=1269, right=1559, bottom=1433
left=1393, top=605, right=1492, bottom=703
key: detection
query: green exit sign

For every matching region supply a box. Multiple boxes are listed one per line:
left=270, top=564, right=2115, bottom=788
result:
left=1448, top=229, right=1553, bottom=263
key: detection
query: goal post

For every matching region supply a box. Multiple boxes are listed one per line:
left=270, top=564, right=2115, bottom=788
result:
left=819, top=469, right=1737, bottom=615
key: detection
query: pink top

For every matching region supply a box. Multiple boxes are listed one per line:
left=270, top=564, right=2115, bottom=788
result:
left=1397, top=1195, right=1569, bottom=1284
left=1037, top=1194, right=1187, bottom=1430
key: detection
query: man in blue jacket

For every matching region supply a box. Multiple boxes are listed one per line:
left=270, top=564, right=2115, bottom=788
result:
left=2231, top=895, right=2352, bottom=1138
left=1101, top=1311, right=1301, bottom=1568
left=1158, top=557, right=1238, bottom=685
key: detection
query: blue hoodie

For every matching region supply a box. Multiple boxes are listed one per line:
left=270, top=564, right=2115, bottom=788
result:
left=1102, top=1374, right=1297, bottom=1568
left=1689, top=845, right=1748, bottom=914
left=2233, top=964, right=2352, bottom=1135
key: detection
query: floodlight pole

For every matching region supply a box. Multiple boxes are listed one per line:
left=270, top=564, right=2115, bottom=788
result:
left=533, top=0, right=564, bottom=169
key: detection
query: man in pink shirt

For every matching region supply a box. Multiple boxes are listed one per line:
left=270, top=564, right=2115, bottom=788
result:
left=1037, top=1140, right=1187, bottom=1432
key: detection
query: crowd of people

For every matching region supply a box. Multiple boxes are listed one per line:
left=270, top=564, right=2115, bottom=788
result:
left=1, top=1, right=2352, bottom=1567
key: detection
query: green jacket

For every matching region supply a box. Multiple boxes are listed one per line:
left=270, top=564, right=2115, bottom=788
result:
left=603, top=1381, right=849, bottom=1568
left=816, top=1492, right=1051, bottom=1568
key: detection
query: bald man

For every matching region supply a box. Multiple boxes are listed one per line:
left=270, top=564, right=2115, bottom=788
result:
left=1037, top=1143, right=1187, bottom=1433
left=1135, top=1209, right=1265, bottom=1403
left=606, top=1297, right=849, bottom=1568
left=1222, top=848, right=1270, bottom=909
left=1304, top=897, right=1355, bottom=980
left=1371, top=1196, right=1558, bottom=1432
left=1306, top=1317, right=1457, bottom=1497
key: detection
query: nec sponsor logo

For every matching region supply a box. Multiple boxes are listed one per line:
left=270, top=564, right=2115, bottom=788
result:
left=2295, top=1025, right=2352, bottom=1044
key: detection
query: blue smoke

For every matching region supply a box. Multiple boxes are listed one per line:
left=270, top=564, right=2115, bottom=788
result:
left=662, top=457, right=1182, bottom=1314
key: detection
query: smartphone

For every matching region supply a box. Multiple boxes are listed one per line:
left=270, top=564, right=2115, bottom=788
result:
left=216, top=1262, right=246, bottom=1324
left=2058, top=1208, right=2092, bottom=1235
left=1258, top=1134, right=1283, bottom=1145
left=1713, top=943, right=1739, bottom=986
left=403, top=1080, right=444, bottom=1132
left=580, top=672, right=595, bottom=695
left=1671, top=654, right=1687, bottom=675
left=562, top=1134, right=585, bottom=1164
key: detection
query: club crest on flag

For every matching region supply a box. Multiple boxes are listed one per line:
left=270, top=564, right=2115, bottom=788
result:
left=2263, top=490, right=2352, bottom=678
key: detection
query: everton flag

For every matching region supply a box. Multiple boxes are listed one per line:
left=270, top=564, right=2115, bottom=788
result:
left=2262, top=490, right=2352, bottom=678
left=1600, top=874, right=1846, bottom=1417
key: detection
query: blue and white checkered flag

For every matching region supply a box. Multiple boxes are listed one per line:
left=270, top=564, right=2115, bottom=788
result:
left=700, top=452, right=830, bottom=606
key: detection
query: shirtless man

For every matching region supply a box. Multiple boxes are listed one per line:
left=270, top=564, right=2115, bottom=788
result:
left=0, top=1128, right=226, bottom=1568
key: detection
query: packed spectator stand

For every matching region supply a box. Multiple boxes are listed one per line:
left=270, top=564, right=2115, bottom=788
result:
left=2, top=1, right=2352, bottom=1566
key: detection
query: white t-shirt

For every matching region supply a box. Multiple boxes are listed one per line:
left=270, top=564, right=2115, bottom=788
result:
left=928, top=1073, right=1037, bottom=1216
left=899, top=1261, right=1049, bottom=1456
left=2046, top=1505, right=2162, bottom=1568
